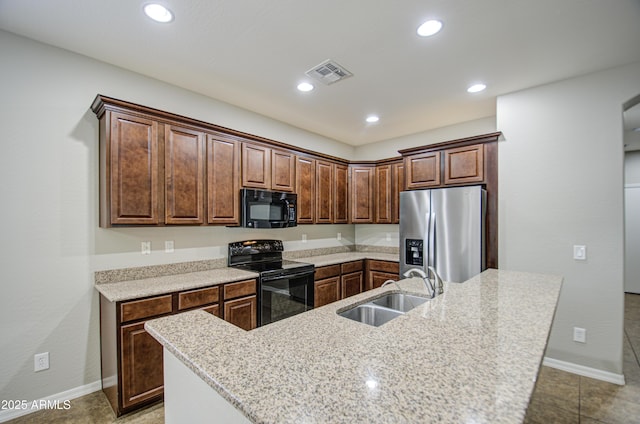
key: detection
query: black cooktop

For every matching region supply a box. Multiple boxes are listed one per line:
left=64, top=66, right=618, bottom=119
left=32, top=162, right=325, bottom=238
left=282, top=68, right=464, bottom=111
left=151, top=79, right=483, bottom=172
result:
left=228, top=240, right=314, bottom=276
left=234, top=259, right=311, bottom=273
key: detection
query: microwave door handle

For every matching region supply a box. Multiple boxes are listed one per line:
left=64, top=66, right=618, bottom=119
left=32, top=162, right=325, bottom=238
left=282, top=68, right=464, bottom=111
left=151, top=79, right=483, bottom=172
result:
left=283, top=199, right=290, bottom=221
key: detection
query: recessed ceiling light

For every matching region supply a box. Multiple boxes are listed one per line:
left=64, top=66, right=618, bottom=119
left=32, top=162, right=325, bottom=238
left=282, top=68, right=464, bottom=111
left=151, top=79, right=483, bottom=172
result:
left=144, top=3, right=174, bottom=23
left=366, top=115, right=380, bottom=123
left=417, top=20, right=443, bottom=37
left=467, top=83, right=487, bottom=93
left=297, top=82, right=314, bottom=92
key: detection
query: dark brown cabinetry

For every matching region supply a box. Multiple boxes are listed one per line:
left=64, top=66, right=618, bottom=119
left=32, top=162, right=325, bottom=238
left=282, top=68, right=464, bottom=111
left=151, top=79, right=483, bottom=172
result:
left=334, top=164, right=350, bottom=224
left=365, top=260, right=400, bottom=291
left=391, top=161, right=405, bottom=224
left=313, top=264, right=341, bottom=307
left=222, top=279, right=257, bottom=331
left=405, top=151, right=441, bottom=189
left=99, top=278, right=256, bottom=416
left=102, top=111, right=161, bottom=226
left=207, top=135, right=240, bottom=225
left=315, top=160, right=334, bottom=223
left=350, top=166, right=374, bottom=223
left=295, top=156, right=315, bottom=224
left=241, top=143, right=295, bottom=192
left=443, top=143, right=484, bottom=185
left=375, top=164, right=392, bottom=224
left=164, top=125, right=205, bottom=225
left=340, top=260, right=364, bottom=298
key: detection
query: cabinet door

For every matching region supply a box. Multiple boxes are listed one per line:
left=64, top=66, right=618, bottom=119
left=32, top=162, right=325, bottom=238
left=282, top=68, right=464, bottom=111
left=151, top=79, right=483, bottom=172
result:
left=224, top=295, right=257, bottom=331
left=242, top=143, right=271, bottom=189
left=207, top=135, right=240, bottom=224
left=108, top=112, right=160, bottom=225
left=334, top=164, right=349, bottom=223
left=315, top=160, right=333, bottom=223
left=375, top=164, right=392, bottom=224
left=391, top=162, right=405, bottom=224
left=350, top=166, right=374, bottom=223
left=271, top=150, right=295, bottom=192
left=369, top=271, right=399, bottom=290
left=165, top=125, right=205, bottom=224
left=314, top=276, right=340, bottom=307
left=120, top=322, right=164, bottom=410
left=341, top=272, right=363, bottom=299
left=405, top=151, right=441, bottom=189
left=295, top=157, right=315, bottom=224
left=443, top=144, right=484, bottom=184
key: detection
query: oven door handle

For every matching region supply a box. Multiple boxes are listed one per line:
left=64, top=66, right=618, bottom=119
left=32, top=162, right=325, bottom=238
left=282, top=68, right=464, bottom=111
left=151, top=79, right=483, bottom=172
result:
left=261, top=271, right=315, bottom=282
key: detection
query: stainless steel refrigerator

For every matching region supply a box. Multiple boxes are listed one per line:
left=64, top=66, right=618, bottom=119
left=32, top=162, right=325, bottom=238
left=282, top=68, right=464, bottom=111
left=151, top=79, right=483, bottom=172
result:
left=400, top=185, right=486, bottom=283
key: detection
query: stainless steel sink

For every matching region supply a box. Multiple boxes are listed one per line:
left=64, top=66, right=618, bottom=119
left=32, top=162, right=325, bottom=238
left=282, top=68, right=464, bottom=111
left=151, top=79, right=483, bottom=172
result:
left=338, top=304, right=405, bottom=327
left=337, top=292, right=429, bottom=326
left=370, top=293, right=428, bottom=312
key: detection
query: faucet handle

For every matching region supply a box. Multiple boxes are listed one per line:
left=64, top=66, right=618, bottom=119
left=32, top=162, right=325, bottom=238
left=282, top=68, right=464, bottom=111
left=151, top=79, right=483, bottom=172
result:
left=427, top=266, right=444, bottom=295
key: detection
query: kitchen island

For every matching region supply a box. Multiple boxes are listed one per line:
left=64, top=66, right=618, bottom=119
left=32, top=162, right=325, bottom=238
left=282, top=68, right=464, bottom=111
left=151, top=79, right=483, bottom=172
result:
left=145, top=269, right=562, bottom=423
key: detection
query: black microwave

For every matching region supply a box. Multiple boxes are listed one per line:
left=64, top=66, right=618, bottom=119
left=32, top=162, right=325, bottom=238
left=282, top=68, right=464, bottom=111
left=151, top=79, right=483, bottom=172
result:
left=241, top=188, right=297, bottom=228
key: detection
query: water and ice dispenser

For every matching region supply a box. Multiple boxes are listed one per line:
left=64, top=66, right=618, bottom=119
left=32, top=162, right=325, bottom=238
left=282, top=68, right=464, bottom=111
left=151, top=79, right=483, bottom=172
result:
left=405, top=239, right=424, bottom=266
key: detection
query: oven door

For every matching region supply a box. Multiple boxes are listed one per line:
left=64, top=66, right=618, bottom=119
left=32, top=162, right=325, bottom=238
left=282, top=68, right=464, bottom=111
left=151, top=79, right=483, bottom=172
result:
left=260, top=270, right=314, bottom=326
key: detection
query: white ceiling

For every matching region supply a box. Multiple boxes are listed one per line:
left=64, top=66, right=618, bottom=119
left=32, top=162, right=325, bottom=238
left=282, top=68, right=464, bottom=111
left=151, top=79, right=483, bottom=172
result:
left=2, top=0, right=640, bottom=146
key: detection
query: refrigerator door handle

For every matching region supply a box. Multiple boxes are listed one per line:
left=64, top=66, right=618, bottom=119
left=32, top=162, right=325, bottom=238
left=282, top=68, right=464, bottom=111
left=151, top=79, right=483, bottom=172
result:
left=428, top=211, right=436, bottom=272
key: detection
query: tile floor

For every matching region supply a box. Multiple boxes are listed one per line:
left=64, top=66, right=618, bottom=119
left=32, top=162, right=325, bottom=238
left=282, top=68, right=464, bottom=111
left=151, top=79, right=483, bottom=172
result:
left=7, top=294, right=640, bottom=424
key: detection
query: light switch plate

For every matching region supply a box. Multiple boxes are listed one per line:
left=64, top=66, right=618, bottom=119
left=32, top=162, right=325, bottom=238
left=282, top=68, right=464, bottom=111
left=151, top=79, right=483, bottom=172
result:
left=165, top=240, right=174, bottom=253
left=573, top=327, right=586, bottom=343
left=141, top=241, right=151, bottom=255
left=573, top=245, right=586, bottom=260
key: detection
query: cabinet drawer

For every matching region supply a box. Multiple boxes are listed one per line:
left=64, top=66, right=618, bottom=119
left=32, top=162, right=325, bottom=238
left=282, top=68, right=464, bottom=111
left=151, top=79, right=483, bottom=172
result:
left=202, top=304, right=221, bottom=317
left=223, top=279, right=257, bottom=300
left=178, top=286, right=220, bottom=311
left=120, top=295, right=173, bottom=323
left=341, top=260, right=363, bottom=274
left=368, top=260, right=399, bottom=274
left=315, top=264, right=341, bottom=280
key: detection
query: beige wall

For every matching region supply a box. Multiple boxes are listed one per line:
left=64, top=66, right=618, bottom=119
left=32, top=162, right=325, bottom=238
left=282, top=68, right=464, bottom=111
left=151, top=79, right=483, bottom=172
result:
left=0, top=30, right=356, bottom=404
left=497, top=61, right=640, bottom=375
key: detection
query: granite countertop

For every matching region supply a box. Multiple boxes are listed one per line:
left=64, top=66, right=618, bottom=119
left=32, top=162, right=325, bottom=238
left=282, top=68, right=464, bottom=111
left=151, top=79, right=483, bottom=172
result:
left=293, top=251, right=399, bottom=267
left=145, top=269, right=563, bottom=423
left=95, top=268, right=260, bottom=302
left=95, top=251, right=399, bottom=302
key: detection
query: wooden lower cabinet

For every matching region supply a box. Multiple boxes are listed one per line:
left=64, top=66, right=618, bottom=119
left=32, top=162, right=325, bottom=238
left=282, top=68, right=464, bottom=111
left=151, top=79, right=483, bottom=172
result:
left=366, top=260, right=400, bottom=291
left=314, top=276, right=341, bottom=308
left=99, top=278, right=256, bottom=416
left=341, top=272, right=363, bottom=298
left=120, top=322, right=165, bottom=410
left=224, top=295, right=257, bottom=331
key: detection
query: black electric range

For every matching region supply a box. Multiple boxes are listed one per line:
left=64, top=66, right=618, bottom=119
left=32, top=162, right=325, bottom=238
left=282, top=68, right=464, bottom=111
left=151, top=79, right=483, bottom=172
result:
left=228, top=240, right=315, bottom=326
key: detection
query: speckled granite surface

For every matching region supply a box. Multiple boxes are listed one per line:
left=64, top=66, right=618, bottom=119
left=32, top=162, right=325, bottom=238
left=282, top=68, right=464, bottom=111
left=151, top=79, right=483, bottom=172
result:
left=146, top=269, right=562, bottom=423
left=95, top=248, right=398, bottom=302
left=95, top=268, right=259, bottom=302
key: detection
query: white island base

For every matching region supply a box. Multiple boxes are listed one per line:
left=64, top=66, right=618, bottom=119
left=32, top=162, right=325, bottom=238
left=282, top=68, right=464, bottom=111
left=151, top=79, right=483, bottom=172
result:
left=164, top=349, right=251, bottom=424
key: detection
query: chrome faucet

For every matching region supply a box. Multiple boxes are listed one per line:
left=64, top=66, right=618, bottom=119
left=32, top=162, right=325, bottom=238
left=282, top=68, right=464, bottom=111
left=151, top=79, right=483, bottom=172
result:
left=402, top=267, right=444, bottom=298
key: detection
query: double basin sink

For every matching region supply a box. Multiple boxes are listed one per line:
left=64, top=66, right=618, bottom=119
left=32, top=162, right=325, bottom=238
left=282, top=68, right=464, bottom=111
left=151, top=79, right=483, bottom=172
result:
left=338, top=292, right=429, bottom=327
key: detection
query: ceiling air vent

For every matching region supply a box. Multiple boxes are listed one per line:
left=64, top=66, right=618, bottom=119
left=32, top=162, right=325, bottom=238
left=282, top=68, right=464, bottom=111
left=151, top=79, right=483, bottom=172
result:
left=305, top=59, right=353, bottom=85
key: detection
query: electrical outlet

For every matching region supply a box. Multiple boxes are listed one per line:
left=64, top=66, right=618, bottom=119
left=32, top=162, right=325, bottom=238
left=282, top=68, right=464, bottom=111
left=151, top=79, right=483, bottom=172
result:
left=337, top=233, right=341, bottom=241
left=165, top=240, right=174, bottom=253
left=141, top=241, right=151, bottom=255
left=573, top=327, right=586, bottom=343
left=386, top=233, right=391, bottom=241
left=302, top=234, right=307, bottom=243
left=34, top=352, right=49, bottom=372
left=573, top=245, right=586, bottom=260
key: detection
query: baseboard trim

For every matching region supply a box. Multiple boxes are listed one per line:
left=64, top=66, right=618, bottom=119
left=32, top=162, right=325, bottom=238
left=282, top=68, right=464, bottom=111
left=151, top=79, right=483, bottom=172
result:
left=0, top=380, right=102, bottom=423
left=543, top=357, right=626, bottom=385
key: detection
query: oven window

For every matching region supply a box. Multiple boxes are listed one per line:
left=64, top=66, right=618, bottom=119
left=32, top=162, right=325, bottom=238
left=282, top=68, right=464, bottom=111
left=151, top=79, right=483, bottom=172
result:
left=249, top=203, right=283, bottom=221
left=261, top=275, right=312, bottom=325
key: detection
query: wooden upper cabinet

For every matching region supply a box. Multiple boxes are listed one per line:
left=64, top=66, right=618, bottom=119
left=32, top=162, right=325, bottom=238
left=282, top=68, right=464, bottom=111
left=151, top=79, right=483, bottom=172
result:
left=207, top=135, right=240, bottom=225
left=391, top=161, right=405, bottom=224
left=106, top=112, right=160, bottom=226
left=405, top=151, right=441, bottom=189
left=375, top=164, right=392, bottom=224
left=271, top=149, right=295, bottom=192
left=315, top=160, right=333, bottom=223
left=295, top=157, right=315, bottom=224
left=164, top=125, right=205, bottom=225
left=242, top=143, right=271, bottom=189
left=334, top=164, right=349, bottom=224
left=443, top=144, right=484, bottom=184
left=350, top=166, right=374, bottom=223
